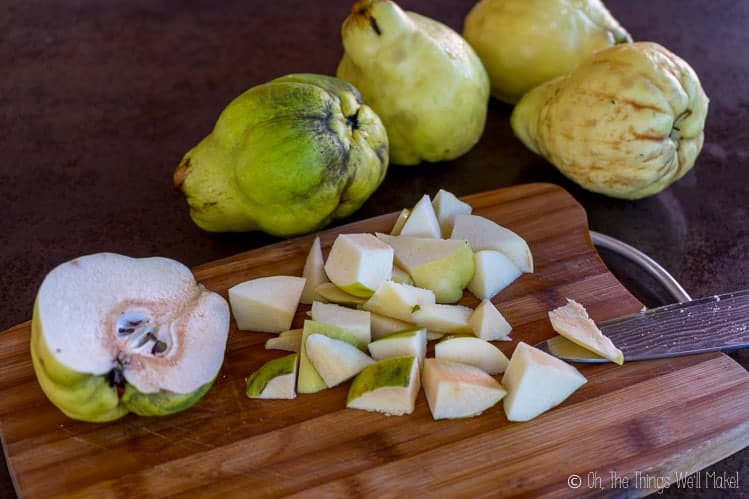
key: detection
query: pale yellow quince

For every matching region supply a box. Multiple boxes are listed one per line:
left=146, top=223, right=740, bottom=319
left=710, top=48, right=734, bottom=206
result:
left=511, top=42, right=709, bottom=199
left=337, top=0, right=490, bottom=165
left=464, top=0, right=631, bottom=104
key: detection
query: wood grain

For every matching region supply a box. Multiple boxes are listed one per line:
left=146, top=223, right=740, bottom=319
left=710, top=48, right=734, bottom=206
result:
left=1, top=183, right=748, bottom=498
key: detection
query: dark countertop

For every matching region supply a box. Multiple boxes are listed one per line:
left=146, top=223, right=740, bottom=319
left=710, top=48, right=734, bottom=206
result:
left=1, top=0, right=747, bottom=497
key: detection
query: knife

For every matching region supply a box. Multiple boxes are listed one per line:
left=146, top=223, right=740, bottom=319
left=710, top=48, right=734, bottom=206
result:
left=534, top=289, right=749, bottom=363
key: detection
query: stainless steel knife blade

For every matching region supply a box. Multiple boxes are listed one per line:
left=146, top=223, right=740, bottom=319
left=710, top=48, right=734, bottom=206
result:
left=535, top=289, right=749, bottom=363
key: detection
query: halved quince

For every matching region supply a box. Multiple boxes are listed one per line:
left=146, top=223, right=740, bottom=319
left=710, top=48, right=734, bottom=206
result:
left=31, top=253, right=230, bottom=422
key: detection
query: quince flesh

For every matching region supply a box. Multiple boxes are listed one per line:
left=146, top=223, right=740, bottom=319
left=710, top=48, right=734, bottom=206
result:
left=31, top=253, right=230, bottom=422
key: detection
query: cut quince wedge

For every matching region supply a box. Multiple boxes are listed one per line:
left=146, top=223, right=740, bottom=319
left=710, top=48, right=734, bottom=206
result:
left=548, top=299, right=624, bottom=365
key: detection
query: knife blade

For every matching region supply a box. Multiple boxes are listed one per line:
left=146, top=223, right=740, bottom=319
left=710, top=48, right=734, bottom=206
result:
left=534, top=289, right=749, bottom=363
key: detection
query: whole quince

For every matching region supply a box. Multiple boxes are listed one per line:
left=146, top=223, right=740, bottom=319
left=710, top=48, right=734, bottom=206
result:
left=337, top=0, right=490, bottom=165
left=511, top=42, right=709, bottom=199
left=173, top=74, right=388, bottom=236
left=464, top=0, right=631, bottom=104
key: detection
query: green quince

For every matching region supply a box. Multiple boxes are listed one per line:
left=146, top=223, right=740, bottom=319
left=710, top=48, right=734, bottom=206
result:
left=173, top=74, right=388, bottom=237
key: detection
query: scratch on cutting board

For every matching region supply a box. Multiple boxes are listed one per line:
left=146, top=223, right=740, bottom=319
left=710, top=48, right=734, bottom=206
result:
left=225, top=464, right=294, bottom=484
left=260, top=468, right=295, bottom=483
left=178, top=435, right=217, bottom=450
left=59, top=426, right=110, bottom=451
left=183, top=406, right=224, bottom=417
left=138, top=424, right=217, bottom=449
left=139, top=426, right=170, bottom=440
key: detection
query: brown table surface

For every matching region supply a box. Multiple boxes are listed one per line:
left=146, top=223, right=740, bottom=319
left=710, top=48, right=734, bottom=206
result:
left=2, top=0, right=748, bottom=497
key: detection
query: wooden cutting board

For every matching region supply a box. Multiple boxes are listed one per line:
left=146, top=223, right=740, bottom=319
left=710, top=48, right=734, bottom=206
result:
left=2, top=183, right=749, bottom=498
